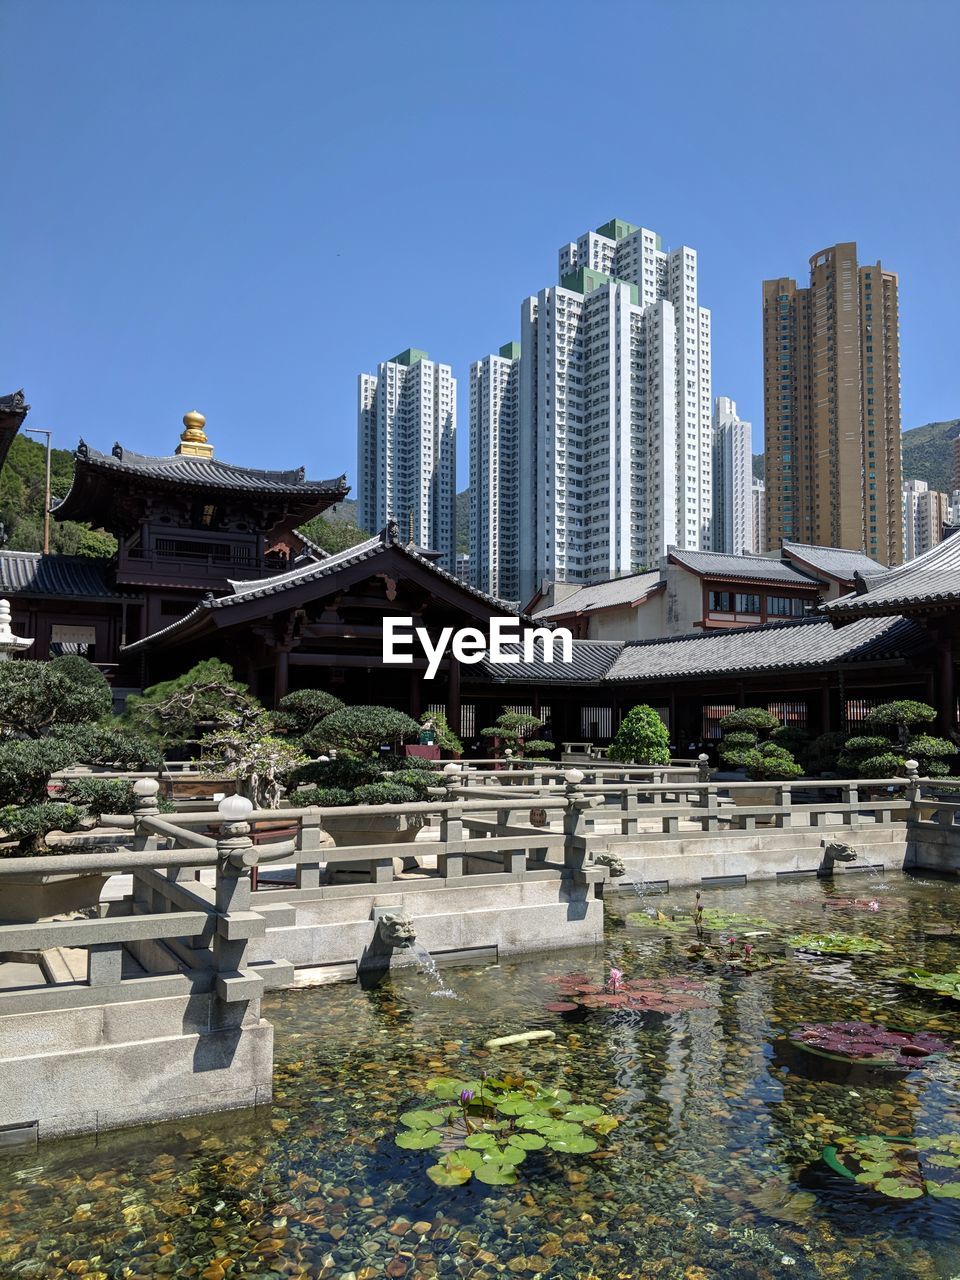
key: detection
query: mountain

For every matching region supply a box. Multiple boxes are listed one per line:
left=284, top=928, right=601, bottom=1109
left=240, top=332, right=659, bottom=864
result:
left=313, top=488, right=471, bottom=554
left=0, top=434, right=116, bottom=556
left=901, top=419, right=960, bottom=492
left=753, top=454, right=764, bottom=481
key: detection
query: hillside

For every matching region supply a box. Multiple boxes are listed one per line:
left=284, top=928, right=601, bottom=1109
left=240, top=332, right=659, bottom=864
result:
left=752, top=419, right=960, bottom=494
left=901, top=418, right=960, bottom=492
left=304, top=488, right=471, bottom=554
left=0, top=434, right=116, bottom=556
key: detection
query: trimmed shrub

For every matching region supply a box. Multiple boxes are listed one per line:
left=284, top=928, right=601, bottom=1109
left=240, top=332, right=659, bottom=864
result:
left=856, top=753, right=902, bottom=779
left=292, top=786, right=353, bottom=807
left=864, top=700, right=936, bottom=736
left=721, top=731, right=756, bottom=748
left=718, top=708, right=780, bottom=735
left=123, top=658, right=262, bottom=748
left=803, top=731, right=848, bottom=776
left=0, top=660, right=112, bottom=738
left=607, top=705, right=671, bottom=765
left=352, top=782, right=418, bottom=805
left=0, top=739, right=73, bottom=806
left=274, top=689, right=344, bottom=739
left=905, top=734, right=959, bottom=760
left=842, top=735, right=890, bottom=754
left=288, top=757, right=384, bottom=791
left=318, top=705, right=420, bottom=758
left=57, top=777, right=137, bottom=817
left=1, top=802, right=82, bottom=849
left=391, top=770, right=435, bottom=799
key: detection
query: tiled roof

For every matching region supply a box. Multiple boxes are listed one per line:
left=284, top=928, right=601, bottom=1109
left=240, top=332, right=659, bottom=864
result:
left=0, top=551, right=129, bottom=600
left=604, top=615, right=925, bottom=683
left=533, top=571, right=663, bottom=619
left=478, top=639, right=624, bottom=684
left=667, top=547, right=819, bottom=586
left=125, top=529, right=528, bottom=652
left=783, top=542, right=886, bottom=581
left=64, top=445, right=347, bottom=497
left=823, top=533, right=960, bottom=616
left=0, top=389, right=28, bottom=474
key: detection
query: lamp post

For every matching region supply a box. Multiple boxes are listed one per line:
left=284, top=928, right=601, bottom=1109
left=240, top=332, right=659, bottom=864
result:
left=24, top=427, right=52, bottom=554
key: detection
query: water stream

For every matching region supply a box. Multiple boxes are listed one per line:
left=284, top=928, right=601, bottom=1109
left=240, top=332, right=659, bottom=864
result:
left=408, top=939, right=459, bottom=998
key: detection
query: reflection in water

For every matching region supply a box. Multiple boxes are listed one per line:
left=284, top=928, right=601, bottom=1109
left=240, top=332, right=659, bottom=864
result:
left=0, top=872, right=959, bottom=1278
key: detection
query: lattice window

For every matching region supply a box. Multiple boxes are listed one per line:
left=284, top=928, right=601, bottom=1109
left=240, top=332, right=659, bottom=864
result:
left=580, top=706, right=613, bottom=740
left=768, top=700, right=808, bottom=729
left=703, top=703, right=737, bottom=741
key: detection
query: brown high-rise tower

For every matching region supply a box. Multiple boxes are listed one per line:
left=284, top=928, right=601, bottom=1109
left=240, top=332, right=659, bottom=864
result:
left=762, top=243, right=903, bottom=563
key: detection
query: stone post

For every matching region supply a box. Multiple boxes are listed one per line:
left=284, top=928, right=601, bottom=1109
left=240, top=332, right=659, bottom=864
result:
left=697, top=753, right=711, bottom=784
left=438, top=763, right=464, bottom=879
left=563, top=769, right=590, bottom=880
left=295, top=805, right=326, bottom=889
left=212, top=795, right=264, bottom=1014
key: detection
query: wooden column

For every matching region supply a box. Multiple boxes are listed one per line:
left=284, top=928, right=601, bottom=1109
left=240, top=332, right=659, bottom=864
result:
left=446, top=657, right=461, bottom=737
left=937, top=633, right=955, bottom=736
left=273, top=648, right=290, bottom=707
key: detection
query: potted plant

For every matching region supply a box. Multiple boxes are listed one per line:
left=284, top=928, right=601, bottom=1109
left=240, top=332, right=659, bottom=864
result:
left=716, top=707, right=802, bottom=815
left=479, top=711, right=553, bottom=763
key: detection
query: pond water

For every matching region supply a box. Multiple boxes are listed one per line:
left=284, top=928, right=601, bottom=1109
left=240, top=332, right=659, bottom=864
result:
left=2, top=872, right=960, bottom=1279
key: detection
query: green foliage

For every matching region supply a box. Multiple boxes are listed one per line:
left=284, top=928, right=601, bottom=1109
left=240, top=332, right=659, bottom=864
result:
left=789, top=932, right=892, bottom=955
left=420, top=709, right=462, bottom=755
left=319, top=705, right=420, bottom=758
left=0, top=738, right=73, bottom=805
left=296, top=513, right=370, bottom=554
left=719, top=707, right=781, bottom=735
left=57, top=777, right=137, bottom=817
left=900, top=417, right=960, bottom=492
left=607, top=705, right=670, bottom=765
left=352, top=782, right=418, bottom=805
left=842, top=735, right=891, bottom=754
left=721, top=731, right=756, bottom=748
left=123, top=659, right=261, bottom=748
left=864, top=700, right=936, bottom=734
left=853, top=753, right=903, bottom=779
left=289, top=757, right=384, bottom=791
left=771, top=726, right=811, bottom=758
left=0, top=432, right=117, bottom=555
left=887, top=967, right=960, bottom=1002
left=61, top=723, right=160, bottom=768
left=906, top=734, right=958, bottom=759
left=273, top=689, right=344, bottom=739
left=0, top=801, right=81, bottom=849
left=391, top=769, right=435, bottom=799
left=479, top=710, right=545, bottom=757
left=825, top=1132, right=960, bottom=1200
left=0, top=659, right=112, bottom=737
left=803, top=731, right=850, bottom=776
left=291, top=786, right=353, bottom=808
left=394, top=1074, right=616, bottom=1187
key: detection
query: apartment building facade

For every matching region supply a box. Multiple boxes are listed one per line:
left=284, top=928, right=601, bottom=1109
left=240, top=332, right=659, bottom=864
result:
left=762, top=242, right=903, bottom=564
left=516, top=218, right=712, bottom=601
left=902, top=478, right=948, bottom=560
left=469, top=342, right=520, bottom=599
left=357, top=348, right=456, bottom=568
left=711, top=396, right=754, bottom=554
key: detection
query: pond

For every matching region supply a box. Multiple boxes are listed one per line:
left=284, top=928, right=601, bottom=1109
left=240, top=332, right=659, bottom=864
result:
left=2, top=871, right=960, bottom=1279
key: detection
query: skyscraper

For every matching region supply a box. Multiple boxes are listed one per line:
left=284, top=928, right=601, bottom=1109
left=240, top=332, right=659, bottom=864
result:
left=516, top=218, right=711, bottom=601
left=762, top=243, right=903, bottom=563
left=752, top=477, right=766, bottom=557
left=711, top=396, right=753, bottom=554
left=357, top=348, right=456, bottom=568
left=469, top=342, right=520, bottom=599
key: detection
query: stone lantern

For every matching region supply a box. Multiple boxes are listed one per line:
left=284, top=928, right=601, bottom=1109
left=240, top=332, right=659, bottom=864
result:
left=0, top=598, right=32, bottom=661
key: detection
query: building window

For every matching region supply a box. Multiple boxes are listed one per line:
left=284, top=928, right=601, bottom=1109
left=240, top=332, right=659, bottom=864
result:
left=708, top=590, right=734, bottom=611
left=735, top=593, right=761, bottom=614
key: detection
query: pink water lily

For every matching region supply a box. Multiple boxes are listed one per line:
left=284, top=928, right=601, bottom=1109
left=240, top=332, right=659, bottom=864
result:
left=608, top=967, right=624, bottom=991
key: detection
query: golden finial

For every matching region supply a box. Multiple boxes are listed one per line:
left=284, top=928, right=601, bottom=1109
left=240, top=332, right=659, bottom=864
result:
left=176, top=409, right=213, bottom=459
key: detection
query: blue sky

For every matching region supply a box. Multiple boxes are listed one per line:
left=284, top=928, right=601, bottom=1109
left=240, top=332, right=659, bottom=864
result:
left=2, top=0, right=958, bottom=488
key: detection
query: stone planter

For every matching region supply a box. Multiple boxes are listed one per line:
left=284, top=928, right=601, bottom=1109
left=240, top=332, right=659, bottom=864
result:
left=730, top=784, right=780, bottom=823
left=321, top=811, right=426, bottom=880
left=0, top=870, right=110, bottom=923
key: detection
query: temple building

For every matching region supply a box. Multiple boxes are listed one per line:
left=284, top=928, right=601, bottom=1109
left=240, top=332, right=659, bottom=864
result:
left=1, top=408, right=347, bottom=681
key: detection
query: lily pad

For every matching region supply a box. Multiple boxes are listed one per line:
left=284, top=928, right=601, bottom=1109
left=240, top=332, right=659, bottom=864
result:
left=789, top=932, right=892, bottom=955
left=395, top=1128, right=442, bottom=1150
left=399, top=1108, right=447, bottom=1129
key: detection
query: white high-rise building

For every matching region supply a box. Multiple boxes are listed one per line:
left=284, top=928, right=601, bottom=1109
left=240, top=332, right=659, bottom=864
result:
left=469, top=342, right=520, bottom=599
left=752, top=477, right=766, bottom=556
left=357, top=348, right=456, bottom=568
left=902, top=478, right=948, bottom=561
left=712, top=396, right=754, bottom=554
left=517, top=218, right=711, bottom=601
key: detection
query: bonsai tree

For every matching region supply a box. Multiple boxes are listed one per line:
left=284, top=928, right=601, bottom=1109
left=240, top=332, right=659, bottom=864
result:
left=480, top=711, right=552, bottom=759
left=0, top=656, right=112, bottom=738
left=199, top=712, right=308, bottom=809
left=310, top=704, right=420, bottom=759
left=287, top=723, right=440, bottom=808
left=0, top=659, right=159, bottom=854
left=802, top=731, right=849, bottom=777
left=607, top=705, right=671, bottom=765
left=273, top=689, right=345, bottom=745
left=717, top=707, right=803, bottom=781
left=123, top=658, right=263, bottom=750
left=839, top=700, right=957, bottom=778
left=419, top=709, right=463, bottom=756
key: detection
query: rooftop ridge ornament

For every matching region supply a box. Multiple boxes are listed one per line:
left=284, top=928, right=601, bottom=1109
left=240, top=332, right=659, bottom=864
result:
left=0, top=598, right=33, bottom=661
left=176, top=408, right=213, bottom=460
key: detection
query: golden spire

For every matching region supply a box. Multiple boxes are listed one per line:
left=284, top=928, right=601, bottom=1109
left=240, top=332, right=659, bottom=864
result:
left=176, top=409, right=213, bottom=459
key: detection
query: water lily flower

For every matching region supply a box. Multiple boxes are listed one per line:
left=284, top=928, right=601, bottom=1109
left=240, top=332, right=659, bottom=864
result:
left=608, top=967, right=624, bottom=991
left=744, top=944, right=753, bottom=958
left=868, top=900, right=880, bottom=911
left=459, top=1089, right=475, bottom=1107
